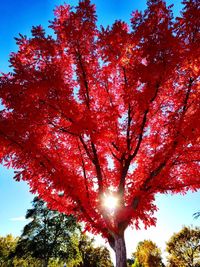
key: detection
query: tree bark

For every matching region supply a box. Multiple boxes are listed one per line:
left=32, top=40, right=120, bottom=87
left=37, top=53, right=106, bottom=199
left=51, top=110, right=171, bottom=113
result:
left=113, top=233, right=127, bottom=267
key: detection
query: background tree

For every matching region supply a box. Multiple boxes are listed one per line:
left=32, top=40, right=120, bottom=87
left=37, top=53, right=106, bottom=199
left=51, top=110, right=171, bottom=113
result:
left=0, top=234, right=17, bottom=266
left=166, top=226, right=200, bottom=267
left=133, top=240, right=164, bottom=267
left=0, top=235, right=40, bottom=267
left=14, top=197, right=81, bottom=267
left=78, top=234, right=113, bottom=267
left=0, top=0, right=199, bottom=266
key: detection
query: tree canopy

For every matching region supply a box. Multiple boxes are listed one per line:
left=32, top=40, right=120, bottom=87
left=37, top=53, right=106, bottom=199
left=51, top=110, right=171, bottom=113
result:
left=133, top=240, right=164, bottom=267
left=14, top=197, right=81, bottom=267
left=77, top=234, right=113, bottom=267
left=0, top=235, right=18, bottom=266
left=166, top=226, right=200, bottom=267
left=0, top=0, right=199, bottom=266
left=0, top=235, right=41, bottom=267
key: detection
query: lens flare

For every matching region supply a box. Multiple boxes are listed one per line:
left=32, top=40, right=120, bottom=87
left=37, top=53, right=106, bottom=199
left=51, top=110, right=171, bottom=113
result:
left=103, top=194, right=118, bottom=210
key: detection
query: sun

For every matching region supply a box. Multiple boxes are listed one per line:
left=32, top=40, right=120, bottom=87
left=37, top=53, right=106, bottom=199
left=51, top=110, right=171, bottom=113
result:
left=103, top=194, right=119, bottom=211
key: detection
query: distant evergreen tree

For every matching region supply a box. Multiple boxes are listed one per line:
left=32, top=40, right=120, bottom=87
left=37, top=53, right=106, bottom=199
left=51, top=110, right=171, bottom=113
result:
left=14, top=197, right=81, bottom=267
left=13, top=197, right=114, bottom=267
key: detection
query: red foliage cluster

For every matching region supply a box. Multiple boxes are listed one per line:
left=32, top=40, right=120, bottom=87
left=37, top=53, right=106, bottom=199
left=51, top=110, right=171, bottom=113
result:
left=0, top=0, right=199, bottom=240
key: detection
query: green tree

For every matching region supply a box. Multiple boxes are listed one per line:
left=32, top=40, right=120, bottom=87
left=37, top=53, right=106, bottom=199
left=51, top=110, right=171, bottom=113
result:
left=12, top=256, right=41, bottom=267
left=14, top=197, right=81, bottom=267
left=78, top=234, right=113, bottom=267
left=133, top=240, right=164, bottom=267
left=166, top=226, right=200, bottom=267
left=0, top=234, right=41, bottom=267
left=0, top=234, right=17, bottom=266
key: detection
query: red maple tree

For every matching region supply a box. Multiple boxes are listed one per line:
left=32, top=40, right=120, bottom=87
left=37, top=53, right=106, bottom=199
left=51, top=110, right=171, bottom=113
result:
left=0, top=0, right=199, bottom=266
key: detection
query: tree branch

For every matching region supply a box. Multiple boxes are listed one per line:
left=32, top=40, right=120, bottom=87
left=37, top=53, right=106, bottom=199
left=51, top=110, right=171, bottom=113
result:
left=140, top=78, right=194, bottom=193
left=49, top=121, right=78, bottom=137
left=118, top=83, right=160, bottom=198
left=75, top=48, right=90, bottom=108
left=79, top=135, right=94, bottom=162
left=77, top=143, right=90, bottom=201
left=127, top=104, right=132, bottom=152
left=39, top=99, right=73, bottom=123
left=91, top=141, right=103, bottom=194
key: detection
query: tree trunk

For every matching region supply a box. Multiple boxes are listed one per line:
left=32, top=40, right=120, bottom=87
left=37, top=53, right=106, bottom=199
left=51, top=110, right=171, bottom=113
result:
left=114, top=233, right=127, bottom=267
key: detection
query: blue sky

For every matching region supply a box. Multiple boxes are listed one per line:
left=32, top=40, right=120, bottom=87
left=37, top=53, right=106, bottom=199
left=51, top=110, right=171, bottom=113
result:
left=0, top=0, right=199, bottom=262
left=0, top=0, right=183, bottom=73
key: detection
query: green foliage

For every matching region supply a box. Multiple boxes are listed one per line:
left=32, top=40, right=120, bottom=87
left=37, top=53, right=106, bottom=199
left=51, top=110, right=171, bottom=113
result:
left=12, top=256, right=41, bottom=267
left=0, top=235, right=41, bottom=267
left=3, top=197, right=113, bottom=267
left=14, top=196, right=81, bottom=267
left=133, top=240, right=164, bottom=267
left=166, top=226, right=200, bottom=267
left=132, top=258, right=142, bottom=267
left=0, top=235, right=17, bottom=266
left=77, top=234, right=113, bottom=267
